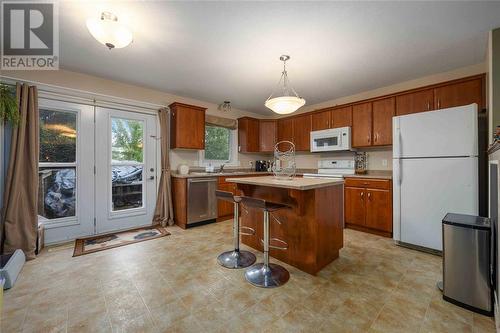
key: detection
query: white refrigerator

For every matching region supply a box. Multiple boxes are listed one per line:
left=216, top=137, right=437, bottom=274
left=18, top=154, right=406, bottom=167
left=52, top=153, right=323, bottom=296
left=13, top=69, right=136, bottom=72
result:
left=393, top=104, right=479, bottom=251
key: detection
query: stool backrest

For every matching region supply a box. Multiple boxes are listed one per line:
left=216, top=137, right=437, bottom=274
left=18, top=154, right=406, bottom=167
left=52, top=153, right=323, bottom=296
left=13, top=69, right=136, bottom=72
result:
left=215, top=190, right=240, bottom=203
left=240, top=196, right=289, bottom=212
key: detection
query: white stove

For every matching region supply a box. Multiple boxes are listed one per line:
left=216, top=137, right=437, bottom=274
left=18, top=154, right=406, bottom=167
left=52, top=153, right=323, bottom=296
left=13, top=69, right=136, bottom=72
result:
left=303, top=158, right=355, bottom=179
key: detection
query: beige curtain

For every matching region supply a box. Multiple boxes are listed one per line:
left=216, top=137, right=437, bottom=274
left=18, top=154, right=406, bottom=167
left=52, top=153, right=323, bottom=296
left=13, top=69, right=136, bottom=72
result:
left=205, top=114, right=237, bottom=129
left=1, top=83, right=39, bottom=259
left=153, top=108, right=174, bottom=226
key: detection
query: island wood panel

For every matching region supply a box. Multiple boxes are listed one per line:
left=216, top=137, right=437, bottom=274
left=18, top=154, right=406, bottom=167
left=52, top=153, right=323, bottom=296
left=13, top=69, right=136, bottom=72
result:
left=372, top=97, right=395, bottom=146
left=311, top=109, right=331, bottom=131
left=332, top=105, right=352, bottom=128
left=259, top=119, right=277, bottom=152
left=352, top=102, right=372, bottom=147
left=293, top=114, right=312, bottom=151
left=395, top=89, right=434, bottom=116
left=433, top=78, right=483, bottom=110
left=170, top=102, right=206, bottom=149
left=237, top=183, right=344, bottom=275
left=217, top=182, right=236, bottom=220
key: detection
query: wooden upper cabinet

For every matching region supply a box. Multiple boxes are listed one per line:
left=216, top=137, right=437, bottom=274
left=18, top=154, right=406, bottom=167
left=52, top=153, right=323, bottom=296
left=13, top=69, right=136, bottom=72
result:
left=278, top=118, right=294, bottom=143
left=170, top=102, right=206, bottom=149
left=311, top=109, right=331, bottom=131
left=434, top=78, right=483, bottom=110
left=396, top=89, right=434, bottom=116
left=352, top=102, right=372, bottom=148
left=372, top=97, right=395, bottom=146
left=259, top=119, right=277, bottom=152
left=332, top=105, right=352, bottom=128
left=293, top=114, right=312, bottom=151
left=238, top=117, right=259, bottom=152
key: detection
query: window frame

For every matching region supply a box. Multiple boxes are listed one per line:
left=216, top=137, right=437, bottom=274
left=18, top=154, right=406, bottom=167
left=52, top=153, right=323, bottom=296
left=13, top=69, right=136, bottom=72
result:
left=38, top=107, right=80, bottom=228
left=198, top=124, right=239, bottom=167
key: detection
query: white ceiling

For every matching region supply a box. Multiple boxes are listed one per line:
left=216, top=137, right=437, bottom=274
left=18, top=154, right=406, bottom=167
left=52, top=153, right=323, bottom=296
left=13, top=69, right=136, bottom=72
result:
left=59, top=1, right=500, bottom=115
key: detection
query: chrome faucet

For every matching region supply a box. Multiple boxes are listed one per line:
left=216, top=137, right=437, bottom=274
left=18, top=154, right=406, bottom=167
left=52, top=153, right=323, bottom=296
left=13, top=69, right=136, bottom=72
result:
left=219, top=164, right=226, bottom=173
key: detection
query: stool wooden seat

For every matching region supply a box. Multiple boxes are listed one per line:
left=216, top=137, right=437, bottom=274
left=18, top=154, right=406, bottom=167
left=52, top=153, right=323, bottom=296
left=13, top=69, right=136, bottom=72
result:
left=215, top=190, right=256, bottom=269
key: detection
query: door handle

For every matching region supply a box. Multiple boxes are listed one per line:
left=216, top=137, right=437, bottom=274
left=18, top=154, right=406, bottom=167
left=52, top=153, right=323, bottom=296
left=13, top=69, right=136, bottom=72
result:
left=367, top=192, right=371, bottom=200
left=360, top=192, right=364, bottom=200
left=149, top=176, right=155, bottom=180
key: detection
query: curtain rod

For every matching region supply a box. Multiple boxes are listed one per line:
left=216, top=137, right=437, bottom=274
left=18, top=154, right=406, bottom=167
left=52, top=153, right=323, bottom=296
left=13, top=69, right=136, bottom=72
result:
left=0, top=75, right=167, bottom=112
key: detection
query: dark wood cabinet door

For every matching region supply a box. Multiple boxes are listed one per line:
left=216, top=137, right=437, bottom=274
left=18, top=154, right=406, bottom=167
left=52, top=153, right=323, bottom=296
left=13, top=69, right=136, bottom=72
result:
left=278, top=118, right=294, bottom=143
left=170, top=103, right=206, bottom=149
left=396, top=89, right=434, bottom=116
left=332, top=106, right=352, bottom=128
left=259, top=120, right=277, bottom=152
left=311, top=110, right=331, bottom=131
left=238, top=117, right=259, bottom=152
left=434, top=78, right=483, bottom=110
left=372, top=97, right=395, bottom=146
left=365, top=189, right=392, bottom=233
left=293, top=114, right=312, bottom=151
left=345, top=187, right=365, bottom=226
left=217, top=183, right=236, bottom=218
left=352, top=102, right=372, bottom=147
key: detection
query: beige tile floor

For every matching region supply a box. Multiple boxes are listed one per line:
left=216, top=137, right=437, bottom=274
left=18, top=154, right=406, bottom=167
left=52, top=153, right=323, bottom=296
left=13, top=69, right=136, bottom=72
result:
left=1, top=220, right=496, bottom=333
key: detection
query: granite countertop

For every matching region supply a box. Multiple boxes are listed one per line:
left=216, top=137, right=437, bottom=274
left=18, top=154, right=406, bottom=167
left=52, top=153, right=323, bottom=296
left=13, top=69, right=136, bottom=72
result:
left=226, top=176, right=344, bottom=191
left=171, top=170, right=271, bottom=178
left=343, top=170, right=392, bottom=180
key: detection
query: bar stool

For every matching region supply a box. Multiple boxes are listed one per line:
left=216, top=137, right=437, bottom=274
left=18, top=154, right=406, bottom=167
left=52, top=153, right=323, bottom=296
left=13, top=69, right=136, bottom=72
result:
left=216, top=190, right=256, bottom=269
left=240, top=196, right=290, bottom=288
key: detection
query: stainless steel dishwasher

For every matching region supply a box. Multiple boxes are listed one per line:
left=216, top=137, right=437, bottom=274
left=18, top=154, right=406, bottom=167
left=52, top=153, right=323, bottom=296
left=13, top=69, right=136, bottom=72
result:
left=187, top=178, right=218, bottom=225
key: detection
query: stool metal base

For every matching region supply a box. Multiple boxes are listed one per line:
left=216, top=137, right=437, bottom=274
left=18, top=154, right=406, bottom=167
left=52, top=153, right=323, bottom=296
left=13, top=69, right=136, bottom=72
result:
left=245, top=263, right=290, bottom=288
left=217, top=250, right=256, bottom=269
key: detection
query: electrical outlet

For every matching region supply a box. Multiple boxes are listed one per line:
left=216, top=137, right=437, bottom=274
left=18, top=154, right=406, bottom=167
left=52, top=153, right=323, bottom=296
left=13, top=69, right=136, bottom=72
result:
left=382, top=159, right=388, bottom=167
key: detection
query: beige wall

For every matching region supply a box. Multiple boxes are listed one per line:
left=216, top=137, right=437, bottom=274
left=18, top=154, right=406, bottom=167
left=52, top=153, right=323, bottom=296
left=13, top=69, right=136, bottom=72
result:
left=2, top=69, right=270, bottom=170
left=4, top=61, right=487, bottom=171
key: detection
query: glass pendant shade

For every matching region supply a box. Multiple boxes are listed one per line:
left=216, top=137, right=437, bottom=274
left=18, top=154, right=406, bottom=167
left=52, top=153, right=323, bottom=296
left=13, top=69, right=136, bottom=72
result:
left=87, top=12, right=133, bottom=49
left=265, top=96, right=306, bottom=115
left=265, top=55, right=305, bottom=115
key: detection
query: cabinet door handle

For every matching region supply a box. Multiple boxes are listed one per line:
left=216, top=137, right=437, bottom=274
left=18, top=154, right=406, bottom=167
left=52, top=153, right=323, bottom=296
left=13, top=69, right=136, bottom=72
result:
left=374, top=133, right=378, bottom=142
left=437, top=99, right=441, bottom=109
left=367, top=135, right=370, bottom=143
left=427, top=101, right=430, bottom=111
left=360, top=192, right=364, bottom=200
left=367, top=192, right=371, bottom=200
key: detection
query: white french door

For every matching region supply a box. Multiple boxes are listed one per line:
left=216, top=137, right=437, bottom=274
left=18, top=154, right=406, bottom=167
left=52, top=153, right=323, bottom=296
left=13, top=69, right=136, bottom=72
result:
left=38, top=99, right=158, bottom=244
left=95, top=107, right=158, bottom=234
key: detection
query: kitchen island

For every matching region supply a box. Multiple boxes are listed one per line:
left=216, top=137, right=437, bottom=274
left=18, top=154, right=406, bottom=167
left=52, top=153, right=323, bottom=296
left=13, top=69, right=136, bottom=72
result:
left=227, top=176, right=344, bottom=275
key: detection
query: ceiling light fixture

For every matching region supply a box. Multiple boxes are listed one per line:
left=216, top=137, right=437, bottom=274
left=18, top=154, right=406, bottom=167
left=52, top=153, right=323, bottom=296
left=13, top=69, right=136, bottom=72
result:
left=86, top=12, right=133, bottom=50
left=218, top=101, right=231, bottom=113
left=265, top=55, right=305, bottom=115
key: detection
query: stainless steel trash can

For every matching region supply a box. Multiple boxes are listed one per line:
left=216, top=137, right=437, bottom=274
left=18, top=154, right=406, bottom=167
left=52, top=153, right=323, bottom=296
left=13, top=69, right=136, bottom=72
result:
left=442, top=213, right=492, bottom=316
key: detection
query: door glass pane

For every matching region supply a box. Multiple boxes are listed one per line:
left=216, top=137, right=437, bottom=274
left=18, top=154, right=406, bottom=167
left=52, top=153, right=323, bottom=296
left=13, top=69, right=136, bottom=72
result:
left=39, top=167, right=76, bottom=219
left=112, top=166, right=143, bottom=211
left=111, top=118, right=144, bottom=163
left=39, top=109, right=77, bottom=163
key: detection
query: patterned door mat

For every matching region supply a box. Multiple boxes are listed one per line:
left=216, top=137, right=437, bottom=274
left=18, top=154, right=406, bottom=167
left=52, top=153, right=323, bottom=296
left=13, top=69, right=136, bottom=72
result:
left=73, top=225, right=170, bottom=257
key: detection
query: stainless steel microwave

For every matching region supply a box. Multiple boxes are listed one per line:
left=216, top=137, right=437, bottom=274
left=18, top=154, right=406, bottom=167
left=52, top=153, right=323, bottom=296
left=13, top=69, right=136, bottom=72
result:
left=310, top=127, right=351, bottom=152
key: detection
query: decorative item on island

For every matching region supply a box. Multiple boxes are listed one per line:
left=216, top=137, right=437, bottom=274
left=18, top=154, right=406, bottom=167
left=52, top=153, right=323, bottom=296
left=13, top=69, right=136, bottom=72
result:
left=272, top=141, right=296, bottom=180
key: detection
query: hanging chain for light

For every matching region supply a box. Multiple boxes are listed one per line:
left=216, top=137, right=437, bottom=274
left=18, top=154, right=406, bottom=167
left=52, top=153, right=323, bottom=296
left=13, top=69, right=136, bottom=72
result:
left=266, top=55, right=302, bottom=102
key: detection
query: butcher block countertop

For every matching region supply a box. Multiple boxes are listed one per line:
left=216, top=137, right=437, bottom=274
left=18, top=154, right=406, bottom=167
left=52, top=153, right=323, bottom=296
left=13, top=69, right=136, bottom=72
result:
left=227, top=175, right=344, bottom=190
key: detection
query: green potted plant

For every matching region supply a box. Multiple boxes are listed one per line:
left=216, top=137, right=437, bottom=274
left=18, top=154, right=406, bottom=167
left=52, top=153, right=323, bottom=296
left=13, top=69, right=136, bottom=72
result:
left=0, top=84, right=19, bottom=125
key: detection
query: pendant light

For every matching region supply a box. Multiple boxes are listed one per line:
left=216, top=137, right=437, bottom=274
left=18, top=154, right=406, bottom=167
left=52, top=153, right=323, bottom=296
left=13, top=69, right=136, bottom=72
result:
left=265, top=55, right=306, bottom=115
left=86, top=12, right=133, bottom=50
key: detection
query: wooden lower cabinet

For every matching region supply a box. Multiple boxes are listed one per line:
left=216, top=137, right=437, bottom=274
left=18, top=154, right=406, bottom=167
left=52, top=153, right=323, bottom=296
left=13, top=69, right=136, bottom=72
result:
left=344, top=177, right=392, bottom=237
left=217, top=182, right=236, bottom=220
